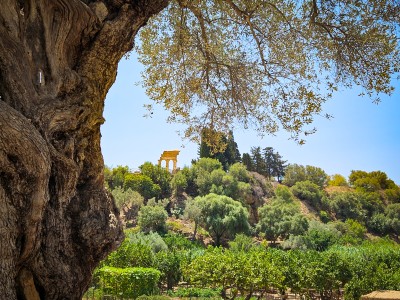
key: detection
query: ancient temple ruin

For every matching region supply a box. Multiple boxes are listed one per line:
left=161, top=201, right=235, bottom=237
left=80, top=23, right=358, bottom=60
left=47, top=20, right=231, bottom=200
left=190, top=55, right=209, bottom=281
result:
left=158, top=150, right=180, bottom=173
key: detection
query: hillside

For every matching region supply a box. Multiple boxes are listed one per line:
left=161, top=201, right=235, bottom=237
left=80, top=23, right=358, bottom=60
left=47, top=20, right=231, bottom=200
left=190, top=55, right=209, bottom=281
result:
left=106, top=159, right=399, bottom=248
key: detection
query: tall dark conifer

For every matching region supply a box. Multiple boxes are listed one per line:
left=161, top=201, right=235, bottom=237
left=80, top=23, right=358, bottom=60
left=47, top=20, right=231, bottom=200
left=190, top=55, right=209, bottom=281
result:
left=250, top=146, right=266, bottom=175
left=242, top=153, right=253, bottom=172
left=199, top=130, right=241, bottom=170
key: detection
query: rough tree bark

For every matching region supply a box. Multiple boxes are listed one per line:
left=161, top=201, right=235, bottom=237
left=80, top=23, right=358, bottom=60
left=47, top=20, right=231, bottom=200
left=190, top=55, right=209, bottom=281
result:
left=0, top=1, right=168, bottom=299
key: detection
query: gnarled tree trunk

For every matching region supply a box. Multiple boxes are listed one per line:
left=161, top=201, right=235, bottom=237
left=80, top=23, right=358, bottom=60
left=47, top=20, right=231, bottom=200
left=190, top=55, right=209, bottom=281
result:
left=0, top=1, right=168, bottom=299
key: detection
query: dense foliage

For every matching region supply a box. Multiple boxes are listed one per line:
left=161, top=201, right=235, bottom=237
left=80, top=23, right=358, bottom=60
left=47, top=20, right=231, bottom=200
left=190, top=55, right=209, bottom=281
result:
left=98, top=0, right=400, bottom=293
left=283, top=164, right=328, bottom=187
left=105, top=157, right=399, bottom=241
left=98, top=155, right=400, bottom=299
left=138, top=203, right=169, bottom=234
left=242, top=146, right=286, bottom=182
left=185, top=240, right=400, bottom=300
left=199, top=130, right=241, bottom=170
left=136, top=0, right=399, bottom=145
left=91, top=231, right=400, bottom=300
left=105, top=164, right=169, bottom=200
left=98, top=267, right=161, bottom=299
left=258, top=186, right=308, bottom=243
left=190, top=193, right=250, bottom=246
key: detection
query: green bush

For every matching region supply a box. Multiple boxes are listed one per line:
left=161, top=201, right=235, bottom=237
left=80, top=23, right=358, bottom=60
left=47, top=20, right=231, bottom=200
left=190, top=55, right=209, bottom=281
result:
left=179, top=240, right=400, bottom=300
left=341, top=242, right=400, bottom=300
left=319, top=210, right=331, bottom=223
left=368, top=213, right=391, bottom=235
left=228, top=233, right=257, bottom=252
left=112, top=187, right=144, bottom=211
left=273, top=249, right=351, bottom=299
left=291, top=180, right=326, bottom=209
left=127, top=231, right=168, bottom=253
left=328, top=191, right=366, bottom=222
left=257, top=201, right=308, bottom=243
left=309, top=251, right=352, bottom=299
left=83, top=287, right=103, bottom=300
left=385, top=203, right=400, bottom=236
left=139, top=162, right=172, bottom=198
left=170, top=171, right=188, bottom=196
left=192, top=193, right=250, bottom=246
left=184, top=247, right=284, bottom=299
left=138, top=205, right=168, bottom=234
left=105, top=165, right=130, bottom=190
left=124, top=173, right=161, bottom=199
left=103, top=239, right=155, bottom=268
left=274, top=185, right=295, bottom=202
left=171, top=287, right=222, bottom=298
left=283, top=221, right=340, bottom=251
left=99, top=267, right=161, bottom=299
left=337, top=219, right=367, bottom=245
left=137, top=295, right=170, bottom=300
left=229, top=163, right=250, bottom=183
left=163, top=233, right=202, bottom=250
left=155, top=250, right=182, bottom=290
left=283, top=164, right=327, bottom=187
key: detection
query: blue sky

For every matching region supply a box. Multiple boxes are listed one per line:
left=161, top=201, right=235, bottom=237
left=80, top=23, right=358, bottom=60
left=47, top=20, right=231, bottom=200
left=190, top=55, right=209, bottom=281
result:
left=101, top=54, right=400, bottom=184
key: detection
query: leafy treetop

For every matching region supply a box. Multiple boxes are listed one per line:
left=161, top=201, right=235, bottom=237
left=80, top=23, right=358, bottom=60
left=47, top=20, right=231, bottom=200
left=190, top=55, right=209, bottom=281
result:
left=137, top=0, right=399, bottom=145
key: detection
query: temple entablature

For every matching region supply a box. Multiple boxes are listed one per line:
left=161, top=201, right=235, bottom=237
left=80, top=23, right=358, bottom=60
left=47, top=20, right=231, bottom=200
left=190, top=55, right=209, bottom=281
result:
left=158, top=150, right=180, bottom=173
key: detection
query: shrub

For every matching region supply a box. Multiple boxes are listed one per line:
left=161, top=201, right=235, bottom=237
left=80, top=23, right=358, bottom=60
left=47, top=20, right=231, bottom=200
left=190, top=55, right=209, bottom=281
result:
left=124, top=173, right=161, bottom=199
left=229, top=163, right=250, bottom=183
left=291, top=180, right=326, bottom=209
left=328, top=191, right=366, bottom=222
left=319, top=211, right=331, bottom=223
left=112, top=187, right=144, bottom=210
left=193, top=193, right=250, bottom=246
left=274, top=185, right=295, bottom=202
left=83, top=287, right=103, bottom=300
left=138, top=205, right=168, bottom=234
left=228, top=233, right=257, bottom=252
left=155, top=250, right=182, bottom=290
left=368, top=213, right=391, bottom=235
left=194, top=158, right=223, bottom=173
left=170, top=171, right=188, bottom=196
left=163, top=233, right=202, bottom=250
left=342, top=242, right=400, bottom=300
left=103, top=239, right=155, bottom=268
left=257, top=201, right=307, bottom=243
left=309, top=251, right=352, bottom=299
left=139, top=162, right=172, bottom=198
left=127, top=231, right=168, bottom=253
left=112, top=188, right=144, bottom=227
left=171, top=287, right=222, bottom=298
left=99, top=267, right=161, bottom=299
left=385, top=203, right=400, bottom=236
left=283, top=164, right=327, bottom=188
left=303, top=221, right=341, bottom=251
left=385, top=187, right=400, bottom=203
left=105, top=165, right=130, bottom=190
left=328, top=174, right=348, bottom=187
left=184, top=247, right=284, bottom=298
left=137, top=296, right=170, bottom=300
left=337, top=219, right=367, bottom=245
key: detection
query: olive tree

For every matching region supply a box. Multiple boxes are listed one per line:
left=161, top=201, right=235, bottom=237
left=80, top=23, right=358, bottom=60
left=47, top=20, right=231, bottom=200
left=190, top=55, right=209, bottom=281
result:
left=193, top=193, right=250, bottom=246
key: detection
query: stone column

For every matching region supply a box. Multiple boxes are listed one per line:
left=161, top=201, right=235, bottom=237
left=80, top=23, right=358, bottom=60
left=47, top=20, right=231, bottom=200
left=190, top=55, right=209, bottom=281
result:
left=165, top=159, right=170, bottom=172
left=172, top=159, right=177, bottom=173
